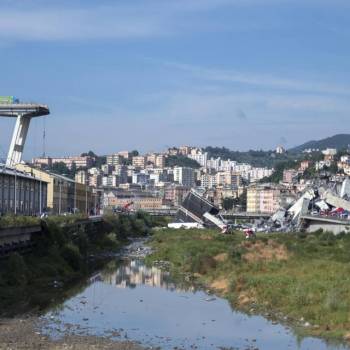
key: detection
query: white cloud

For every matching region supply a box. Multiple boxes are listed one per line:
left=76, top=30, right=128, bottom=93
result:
left=0, top=0, right=294, bottom=42
left=163, top=62, right=350, bottom=97
left=0, top=7, right=167, bottom=41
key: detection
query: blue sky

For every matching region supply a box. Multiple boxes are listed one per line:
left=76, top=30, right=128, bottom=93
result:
left=0, top=0, right=349, bottom=160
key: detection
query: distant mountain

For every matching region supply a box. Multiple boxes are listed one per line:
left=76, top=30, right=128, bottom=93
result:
left=289, top=134, right=350, bottom=153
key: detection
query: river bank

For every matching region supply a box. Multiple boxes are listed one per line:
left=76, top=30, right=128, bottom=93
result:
left=0, top=316, right=145, bottom=350
left=146, top=228, right=350, bottom=343
left=0, top=212, right=164, bottom=316
left=0, top=213, right=161, bottom=349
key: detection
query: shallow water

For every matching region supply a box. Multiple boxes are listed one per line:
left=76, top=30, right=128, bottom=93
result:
left=43, top=244, right=349, bottom=350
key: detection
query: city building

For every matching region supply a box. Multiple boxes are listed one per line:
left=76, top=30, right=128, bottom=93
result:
left=322, top=148, right=337, bottom=161
left=247, top=168, right=273, bottom=182
left=102, top=175, right=119, bottom=188
left=174, top=167, right=195, bottom=187
left=132, top=156, right=146, bottom=169
left=0, top=166, right=48, bottom=216
left=283, top=169, right=298, bottom=184
left=107, top=154, right=124, bottom=166
left=33, top=156, right=95, bottom=170
left=155, top=154, right=166, bottom=168
left=164, top=184, right=190, bottom=206
left=132, top=173, right=150, bottom=186
left=32, top=157, right=52, bottom=168
left=101, top=164, right=114, bottom=175
left=315, top=160, right=332, bottom=171
left=187, top=149, right=208, bottom=167
left=247, top=185, right=281, bottom=214
left=200, top=173, right=217, bottom=189
left=103, top=190, right=165, bottom=211
left=276, top=145, right=286, bottom=154
left=113, top=165, right=128, bottom=184
left=117, top=151, right=131, bottom=160
left=179, top=146, right=192, bottom=155
left=167, top=147, right=180, bottom=156
left=16, top=164, right=96, bottom=214
left=299, top=160, right=311, bottom=171
left=215, top=171, right=242, bottom=189
left=75, top=170, right=88, bottom=185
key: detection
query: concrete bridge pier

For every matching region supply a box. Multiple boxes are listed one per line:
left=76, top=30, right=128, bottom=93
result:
left=7, top=114, right=31, bottom=167
left=0, top=101, right=50, bottom=167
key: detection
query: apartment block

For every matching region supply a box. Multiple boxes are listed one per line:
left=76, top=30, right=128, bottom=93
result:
left=107, top=154, right=124, bottom=166
left=33, top=156, right=95, bottom=170
left=132, top=156, right=146, bottom=169
left=75, top=170, right=88, bottom=185
left=283, top=169, right=298, bottom=184
left=247, top=185, right=281, bottom=214
left=174, top=167, right=195, bottom=187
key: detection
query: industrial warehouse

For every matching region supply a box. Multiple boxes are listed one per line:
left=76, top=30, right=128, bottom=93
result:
left=0, top=166, right=47, bottom=216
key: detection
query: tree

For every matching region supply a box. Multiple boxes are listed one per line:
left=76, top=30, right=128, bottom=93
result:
left=131, top=150, right=139, bottom=157
left=165, top=155, right=200, bottom=168
left=81, top=150, right=97, bottom=157
left=234, top=190, right=247, bottom=211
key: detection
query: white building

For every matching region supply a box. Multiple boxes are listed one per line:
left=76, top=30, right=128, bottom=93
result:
left=132, top=173, right=150, bottom=185
left=276, top=145, right=286, bottom=154
left=102, top=175, right=119, bottom=187
left=188, top=151, right=208, bottom=167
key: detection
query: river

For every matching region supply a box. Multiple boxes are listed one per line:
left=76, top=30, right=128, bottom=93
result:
left=41, top=239, right=349, bottom=350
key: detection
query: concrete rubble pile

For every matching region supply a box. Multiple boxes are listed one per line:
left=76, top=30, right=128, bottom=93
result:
left=253, top=178, right=350, bottom=234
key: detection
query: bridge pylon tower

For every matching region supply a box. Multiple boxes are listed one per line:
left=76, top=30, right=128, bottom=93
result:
left=0, top=101, right=50, bottom=167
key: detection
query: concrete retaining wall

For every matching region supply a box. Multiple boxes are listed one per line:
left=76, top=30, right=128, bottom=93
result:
left=306, top=222, right=350, bottom=235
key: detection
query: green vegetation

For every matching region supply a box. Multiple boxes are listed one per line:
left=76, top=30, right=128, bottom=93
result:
left=0, top=215, right=40, bottom=228
left=0, top=212, right=158, bottom=316
left=81, top=150, right=106, bottom=168
left=147, top=228, right=350, bottom=341
left=165, top=155, right=201, bottom=168
left=204, top=146, right=301, bottom=168
left=260, top=159, right=298, bottom=183
left=46, top=161, right=76, bottom=178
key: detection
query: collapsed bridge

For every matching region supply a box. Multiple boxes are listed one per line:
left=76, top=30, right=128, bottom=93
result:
left=172, top=189, right=228, bottom=232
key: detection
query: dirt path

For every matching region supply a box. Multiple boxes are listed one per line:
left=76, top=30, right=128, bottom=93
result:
left=0, top=316, right=145, bottom=350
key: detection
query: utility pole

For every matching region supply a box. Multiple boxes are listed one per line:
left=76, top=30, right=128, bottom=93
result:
left=74, top=182, right=77, bottom=214
left=59, top=180, right=62, bottom=215
left=85, top=186, right=88, bottom=216
left=14, top=169, right=17, bottom=215
left=39, top=176, right=42, bottom=215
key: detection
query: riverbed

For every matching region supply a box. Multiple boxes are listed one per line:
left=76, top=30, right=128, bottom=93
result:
left=40, top=239, right=349, bottom=350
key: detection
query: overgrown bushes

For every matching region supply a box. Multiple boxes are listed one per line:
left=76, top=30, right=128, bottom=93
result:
left=0, top=211, right=155, bottom=316
left=0, top=215, right=40, bottom=228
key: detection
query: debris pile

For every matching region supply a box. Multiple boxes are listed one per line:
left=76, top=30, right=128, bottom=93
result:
left=255, top=178, right=350, bottom=233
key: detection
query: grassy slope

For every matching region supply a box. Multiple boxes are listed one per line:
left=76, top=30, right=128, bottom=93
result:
left=146, top=228, right=350, bottom=341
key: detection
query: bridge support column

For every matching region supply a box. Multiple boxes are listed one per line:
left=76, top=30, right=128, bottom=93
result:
left=6, top=115, right=31, bottom=167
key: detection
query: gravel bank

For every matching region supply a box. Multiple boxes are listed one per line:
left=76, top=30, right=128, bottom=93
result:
left=0, top=316, right=146, bottom=350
